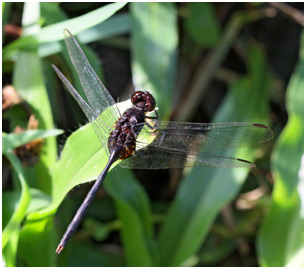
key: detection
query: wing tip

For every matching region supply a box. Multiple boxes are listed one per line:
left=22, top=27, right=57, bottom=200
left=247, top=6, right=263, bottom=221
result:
left=51, top=64, right=58, bottom=71
left=237, top=158, right=256, bottom=168
left=63, top=28, right=72, bottom=38
left=253, top=123, right=267, bottom=128
left=52, top=64, right=64, bottom=78
left=253, top=123, right=274, bottom=141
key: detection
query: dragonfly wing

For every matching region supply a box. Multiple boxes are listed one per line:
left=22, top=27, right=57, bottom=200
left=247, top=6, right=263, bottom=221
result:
left=52, top=65, right=109, bottom=153
left=63, top=29, right=120, bottom=130
left=120, top=147, right=254, bottom=169
left=53, top=65, right=97, bottom=122
left=136, top=121, right=273, bottom=154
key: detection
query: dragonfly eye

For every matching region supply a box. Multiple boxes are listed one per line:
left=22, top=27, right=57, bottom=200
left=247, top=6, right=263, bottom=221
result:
left=131, top=91, right=156, bottom=112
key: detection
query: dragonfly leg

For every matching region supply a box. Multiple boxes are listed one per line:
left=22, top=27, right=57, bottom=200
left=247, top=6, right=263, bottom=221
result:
left=134, top=121, right=155, bottom=130
left=143, top=110, right=158, bottom=131
left=145, top=110, right=158, bottom=120
left=144, top=122, right=156, bottom=131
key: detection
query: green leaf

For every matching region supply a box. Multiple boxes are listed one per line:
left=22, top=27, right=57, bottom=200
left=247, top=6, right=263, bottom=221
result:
left=2, top=230, right=19, bottom=267
left=43, top=123, right=107, bottom=214
left=184, top=3, right=221, bottom=48
left=40, top=2, right=66, bottom=25
left=38, top=12, right=131, bottom=57
left=37, top=2, right=127, bottom=43
left=82, top=218, right=111, bottom=241
left=3, top=188, right=51, bottom=229
left=3, top=2, right=127, bottom=60
left=2, top=2, right=12, bottom=43
left=77, top=13, right=131, bottom=44
left=26, top=188, right=52, bottom=213
left=158, top=43, right=273, bottom=266
left=3, top=188, right=52, bottom=266
left=257, top=32, right=304, bottom=267
left=2, top=129, right=63, bottom=152
left=67, top=241, right=125, bottom=266
left=2, top=151, right=31, bottom=266
left=105, top=167, right=154, bottom=266
left=18, top=215, right=57, bottom=266
left=131, top=2, right=178, bottom=118
left=11, top=2, right=57, bottom=193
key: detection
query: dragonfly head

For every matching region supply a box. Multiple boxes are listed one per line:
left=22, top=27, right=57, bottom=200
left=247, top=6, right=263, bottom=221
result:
left=131, top=91, right=156, bottom=112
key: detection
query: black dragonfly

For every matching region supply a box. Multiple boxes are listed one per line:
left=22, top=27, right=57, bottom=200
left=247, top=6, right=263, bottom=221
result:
left=52, top=29, right=273, bottom=254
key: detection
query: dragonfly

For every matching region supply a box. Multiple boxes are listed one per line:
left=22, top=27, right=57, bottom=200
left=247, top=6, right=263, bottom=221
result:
left=52, top=29, right=273, bottom=254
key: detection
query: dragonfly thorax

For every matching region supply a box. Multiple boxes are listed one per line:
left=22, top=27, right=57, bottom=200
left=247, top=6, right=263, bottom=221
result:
left=108, top=107, right=146, bottom=160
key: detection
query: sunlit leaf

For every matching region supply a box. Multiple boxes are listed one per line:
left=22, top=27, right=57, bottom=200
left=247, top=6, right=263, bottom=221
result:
left=18, top=216, right=57, bottom=266
left=257, top=32, right=304, bottom=267
left=3, top=2, right=127, bottom=60
left=2, top=151, right=31, bottom=266
left=131, top=2, right=178, bottom=118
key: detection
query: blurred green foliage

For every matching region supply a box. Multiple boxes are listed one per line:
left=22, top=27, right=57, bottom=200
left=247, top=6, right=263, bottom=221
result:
left=184, top=3, right=221, bottom=47
left=257, top=34, right=304, bottom=267
left=2, top=2, right=303, bottom=267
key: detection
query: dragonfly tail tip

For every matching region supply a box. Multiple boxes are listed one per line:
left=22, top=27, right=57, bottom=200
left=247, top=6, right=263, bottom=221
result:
left=56, top=244, right=64, bottom=254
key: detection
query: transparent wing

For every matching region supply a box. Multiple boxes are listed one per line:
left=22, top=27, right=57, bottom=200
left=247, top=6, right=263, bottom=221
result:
left=52, top=65, right=110, bottom=153
left=135, top=121, right=274, bottom=154
left=63, top=29, right=120, bottom=130
left=120, top=147, right=254, bottom=169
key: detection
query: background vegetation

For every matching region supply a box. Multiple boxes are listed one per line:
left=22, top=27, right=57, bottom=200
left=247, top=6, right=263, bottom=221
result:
left=2, top=2, right=303, bottom=266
